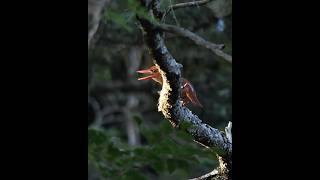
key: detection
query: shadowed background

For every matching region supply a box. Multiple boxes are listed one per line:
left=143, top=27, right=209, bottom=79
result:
left=88, top=0, right=232, bottom=179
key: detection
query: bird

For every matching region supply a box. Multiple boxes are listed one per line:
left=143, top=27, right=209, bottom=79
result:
left=137, top=65, right=203, bottom=108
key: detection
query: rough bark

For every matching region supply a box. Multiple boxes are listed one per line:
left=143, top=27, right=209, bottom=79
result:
left=137, top=0, right=232, bottom=179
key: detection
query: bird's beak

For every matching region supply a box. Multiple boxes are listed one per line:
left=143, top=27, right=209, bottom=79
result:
left=136, top=69, right=152, bottom=74
left=136, top=68, right=157, bottom=81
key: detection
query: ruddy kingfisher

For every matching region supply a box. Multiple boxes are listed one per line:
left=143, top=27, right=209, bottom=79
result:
left=137, top=65, right=203, bottom=108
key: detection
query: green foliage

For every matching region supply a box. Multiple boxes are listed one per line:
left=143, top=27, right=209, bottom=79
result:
left=105, top=10, right=134, bottom=32
left=104, top=0, right=159, bottom=33
left=121, top=169, right=148, bottom=180
left=88, top=128, right=107, bottom=145
left=95, top=66, right=112, bottom=81
left=88, top=120, right=217, bottom=180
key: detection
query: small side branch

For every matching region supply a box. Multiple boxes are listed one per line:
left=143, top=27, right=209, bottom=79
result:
left=189, top=169, right=218, bottom=180
left=138, top=14, right=231, bottom=157
left=162, top=0, right=213, bottom=20
left=169, top=0, right=213, bottom=10
left=158, top=24, right=232, bottom=63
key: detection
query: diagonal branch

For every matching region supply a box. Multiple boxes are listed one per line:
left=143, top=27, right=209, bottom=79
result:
left=157, top=24, right=232, bottom=63
left=139, top=16, right=232, bottom=177
left=169, top=0, right=213, bottom=10
left=138, top=0, right=232, bottom=179
left=189, top=169, right=218, bottom=180
left=137, top=5, right=231, bottom=161
left=162, top=0, right=213, bottom=21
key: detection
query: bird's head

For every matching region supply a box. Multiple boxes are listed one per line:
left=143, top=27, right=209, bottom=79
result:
left=136, top=65, right=163, bottom=84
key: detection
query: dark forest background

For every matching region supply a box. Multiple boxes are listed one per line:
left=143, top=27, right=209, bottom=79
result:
left=88, top=0, right=232, bottom=179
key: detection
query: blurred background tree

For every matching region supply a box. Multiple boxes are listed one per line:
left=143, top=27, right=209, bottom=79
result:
left=88, top=0, right=232, bottom=179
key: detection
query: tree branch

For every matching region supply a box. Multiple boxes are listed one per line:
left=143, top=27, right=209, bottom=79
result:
left=157, top=24, right=232, bottom=63
left=162, top=0, right=213, bottom=21
left=88, top=0, right=109, bottom=48
left=170, top=0, right=213, bottom=10
left=138, top=2, right=232, bottom=164
left=138, top=0, right=231, bottom=178
left=225, top=121, right=232, bottom=144
left=189, top=169, right=218, bottom=180
left=138, top=17, right=232, bottom=175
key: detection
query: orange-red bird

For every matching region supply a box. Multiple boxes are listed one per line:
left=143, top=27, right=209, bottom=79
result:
left=137, top=66, right=203, bottom=108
